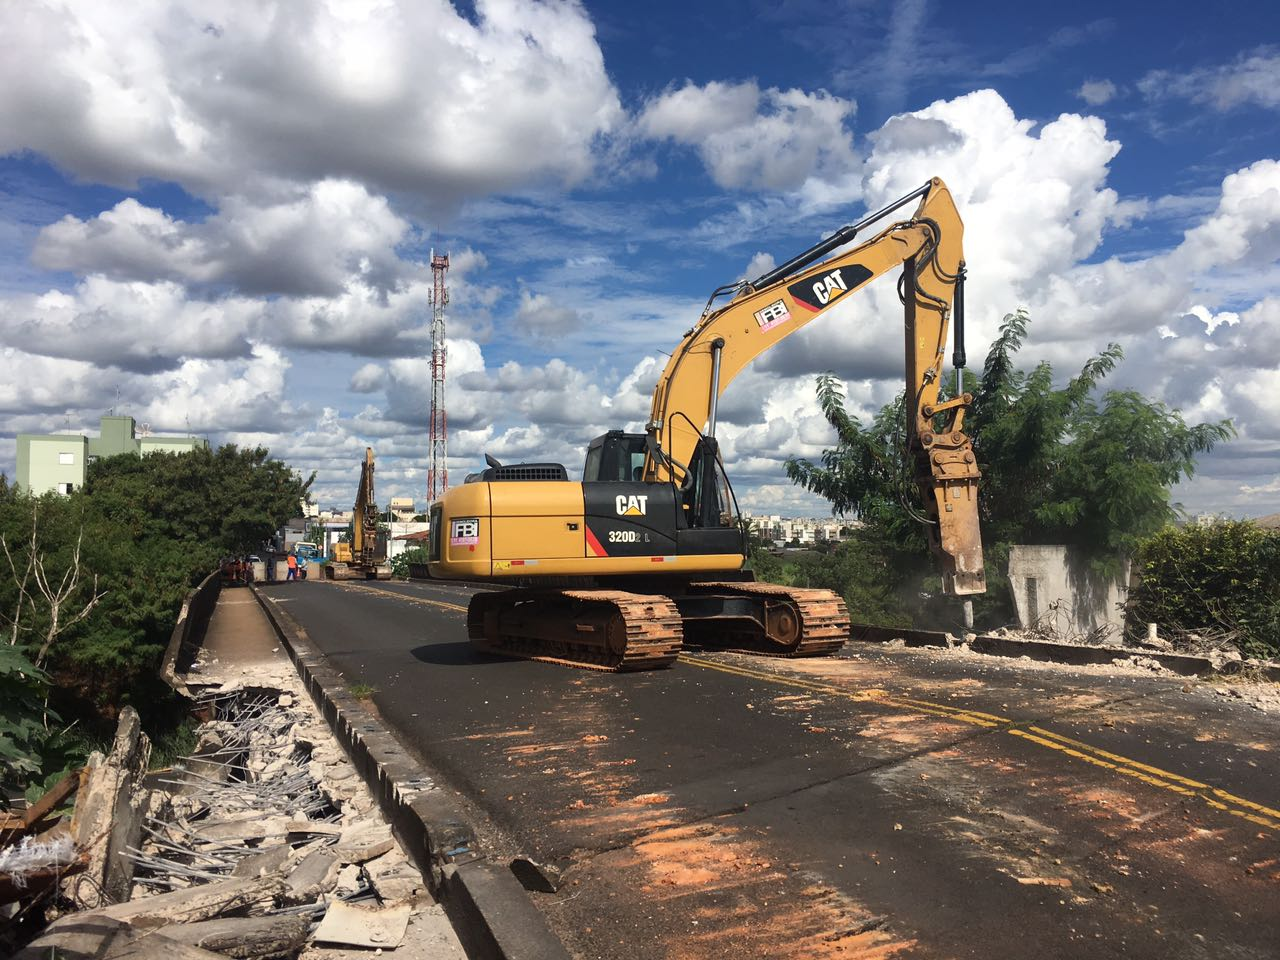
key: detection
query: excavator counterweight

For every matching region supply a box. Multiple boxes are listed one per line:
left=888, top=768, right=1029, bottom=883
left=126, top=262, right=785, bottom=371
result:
left=429, top=177, right=985, bottom=670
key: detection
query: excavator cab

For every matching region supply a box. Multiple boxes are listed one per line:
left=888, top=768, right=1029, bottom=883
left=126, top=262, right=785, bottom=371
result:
left=583, top=431, right=647, bottom=482
left=584, top=430, right=741, bottom=544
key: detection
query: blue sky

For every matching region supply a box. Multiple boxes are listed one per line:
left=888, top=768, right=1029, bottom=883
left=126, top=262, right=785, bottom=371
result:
left=1, top=0, right=1278, bottom=518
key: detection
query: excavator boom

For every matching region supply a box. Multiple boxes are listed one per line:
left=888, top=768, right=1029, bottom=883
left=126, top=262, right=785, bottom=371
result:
left=645, top=178, right=984, bottom=593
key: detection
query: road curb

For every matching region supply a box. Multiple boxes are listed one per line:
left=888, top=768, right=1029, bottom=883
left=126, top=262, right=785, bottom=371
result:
left=249, top=585, right=571, bottom=960
left=851, top=623, right=1280, bottom=681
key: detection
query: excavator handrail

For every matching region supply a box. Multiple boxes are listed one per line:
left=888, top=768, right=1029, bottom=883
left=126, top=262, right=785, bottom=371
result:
left=749, top=180, right=934, bottom=290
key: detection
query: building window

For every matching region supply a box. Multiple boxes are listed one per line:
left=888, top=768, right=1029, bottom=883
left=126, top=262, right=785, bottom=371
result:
left=56, top=482, right=75, bottom=495
left=59, top=452, right=75, bottom=465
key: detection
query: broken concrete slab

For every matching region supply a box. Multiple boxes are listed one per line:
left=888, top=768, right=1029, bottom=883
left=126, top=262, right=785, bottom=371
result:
left=194, top=814, right=290, bottom=843
left=107, top=930, right=230, bottom=960
left=230, top=843, right=291, bottom=879
left=14, top=913, right=134, bottom=960
left=366, top=849, right=425, bottom=901
left=282, top=847, right=339, bottom=903
left=333, top=821, right=394, bottom=863
left=64, top=707, right=152, bottom=905
left=157, top=914, right=311, bottom=958
left=15, top=914, right=228, bottom=960
left=97, top=874, right=285, bottom=927
left=313, top=900, right=411, bottom=949
left=285, top=820, right=342, bottom=837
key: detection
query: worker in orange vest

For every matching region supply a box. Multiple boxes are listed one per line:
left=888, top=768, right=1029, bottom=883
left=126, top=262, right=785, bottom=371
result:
left=286, top=552, right=298, bottom=581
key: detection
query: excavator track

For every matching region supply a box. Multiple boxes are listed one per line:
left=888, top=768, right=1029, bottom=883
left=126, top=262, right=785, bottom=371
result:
left=467, top=589, right=683, bottom=672
left=687, top=581, right=850, bottom=658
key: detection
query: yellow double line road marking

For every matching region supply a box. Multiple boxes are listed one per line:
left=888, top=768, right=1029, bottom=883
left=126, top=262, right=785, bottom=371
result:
left=679, top=653, right=1007, bottom=727
left=680, top=653, right=1280, bottom=830
left=336, top=581, right=469, bottom=613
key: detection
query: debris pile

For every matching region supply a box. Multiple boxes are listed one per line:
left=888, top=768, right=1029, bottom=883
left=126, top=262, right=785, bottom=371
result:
left=7, top=684, right=444, bottom=959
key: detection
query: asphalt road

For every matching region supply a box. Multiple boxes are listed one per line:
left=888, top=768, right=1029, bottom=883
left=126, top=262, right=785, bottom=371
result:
left=263, top=579, right=1280, bottom=960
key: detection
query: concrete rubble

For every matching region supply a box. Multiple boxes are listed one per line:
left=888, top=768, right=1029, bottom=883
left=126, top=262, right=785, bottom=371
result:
left=10, top=649, right=464, bottom=960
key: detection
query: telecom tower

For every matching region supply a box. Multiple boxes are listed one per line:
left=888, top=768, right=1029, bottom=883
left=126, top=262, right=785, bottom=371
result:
left=427, top=251, right=450, bottom=504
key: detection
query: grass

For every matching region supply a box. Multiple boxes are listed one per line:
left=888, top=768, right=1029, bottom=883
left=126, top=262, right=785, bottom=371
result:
left=348, top=682, right=377, bottom=700
left=150, top=712, right=199, bottom=769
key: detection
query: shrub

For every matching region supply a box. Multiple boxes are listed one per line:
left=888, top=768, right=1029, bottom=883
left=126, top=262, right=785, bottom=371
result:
left=1126, top=520, right=1280, bottom=660
left=0, top=644, right=53, bottom=804
left=391, top=546, right=431, bottom=578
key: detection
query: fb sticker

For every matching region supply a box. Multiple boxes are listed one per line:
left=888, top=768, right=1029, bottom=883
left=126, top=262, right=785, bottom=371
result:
left=450, top=517, right=479, bottom=546
left=754, top=299, right=791, bottom=331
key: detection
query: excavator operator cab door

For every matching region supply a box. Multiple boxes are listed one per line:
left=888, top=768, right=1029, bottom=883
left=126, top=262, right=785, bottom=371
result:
left=677, top=437, right=746, bottom=558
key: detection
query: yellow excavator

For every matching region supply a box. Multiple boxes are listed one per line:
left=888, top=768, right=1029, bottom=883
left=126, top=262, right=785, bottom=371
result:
left=429, top=177, right=984, bottom=670
left=325, top=447, right=393, bottom=581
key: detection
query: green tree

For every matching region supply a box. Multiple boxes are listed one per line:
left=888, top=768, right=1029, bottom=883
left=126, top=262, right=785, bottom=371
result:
left=87, top=444, right=312, bottom=555
left=0, top=444, right=312, bottom=795
left=786, top=310, right=1233, bottom=624
left=304, top=522, right=328, bottom=551
left=790, top=537, right=911, bottom=627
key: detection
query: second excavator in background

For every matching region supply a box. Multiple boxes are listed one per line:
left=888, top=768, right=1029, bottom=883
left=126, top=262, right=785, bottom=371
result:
left=325, top=447, right=393, bottom=581
left=429, top=177, right=985, bottom=670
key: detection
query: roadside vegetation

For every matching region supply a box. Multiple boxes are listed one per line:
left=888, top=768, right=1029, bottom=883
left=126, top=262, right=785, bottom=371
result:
left=1128, top=520, right=1280, bottom=659
left=0, top=445, right=311, bottom=805
left=778, top=310, right=1237, bottom=633
left=390, top=546, right=431, bottom=579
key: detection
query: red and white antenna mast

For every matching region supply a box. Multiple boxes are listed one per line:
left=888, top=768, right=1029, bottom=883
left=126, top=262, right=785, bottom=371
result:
left=427, top=250, right=449, bottom=503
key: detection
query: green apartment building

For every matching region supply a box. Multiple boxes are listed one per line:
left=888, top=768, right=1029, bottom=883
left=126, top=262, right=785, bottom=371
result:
left=16, top=415, right=208, bottom=495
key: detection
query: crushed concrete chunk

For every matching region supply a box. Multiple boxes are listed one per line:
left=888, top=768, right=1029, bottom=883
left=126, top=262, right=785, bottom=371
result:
left=230, top=843, right=291, bottom=879
left=366, top=850, right=425, bottom=901
left=283, top=848, right=339, bottom=903
left=334, top=822, right=395, bottom=863
left=333, top=863, right=363, bottom=897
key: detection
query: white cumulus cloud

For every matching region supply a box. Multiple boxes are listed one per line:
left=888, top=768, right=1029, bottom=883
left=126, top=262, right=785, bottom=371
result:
left=638, top=80, right=858, bottom=192
left=1077, top=79, right=1117, bottom=106
left=33, top=181, right=412, bottom=297
left=0, top=0, right=623, bottom=207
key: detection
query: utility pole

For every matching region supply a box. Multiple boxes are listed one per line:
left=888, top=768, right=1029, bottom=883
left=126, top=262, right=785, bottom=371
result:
left=427, top=251, right=450, bottom=504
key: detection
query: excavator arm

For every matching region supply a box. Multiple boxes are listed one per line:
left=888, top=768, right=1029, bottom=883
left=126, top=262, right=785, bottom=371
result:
left=645, top=178, right=985, bottom=594
left=352, top=447, right=379, bottom=565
